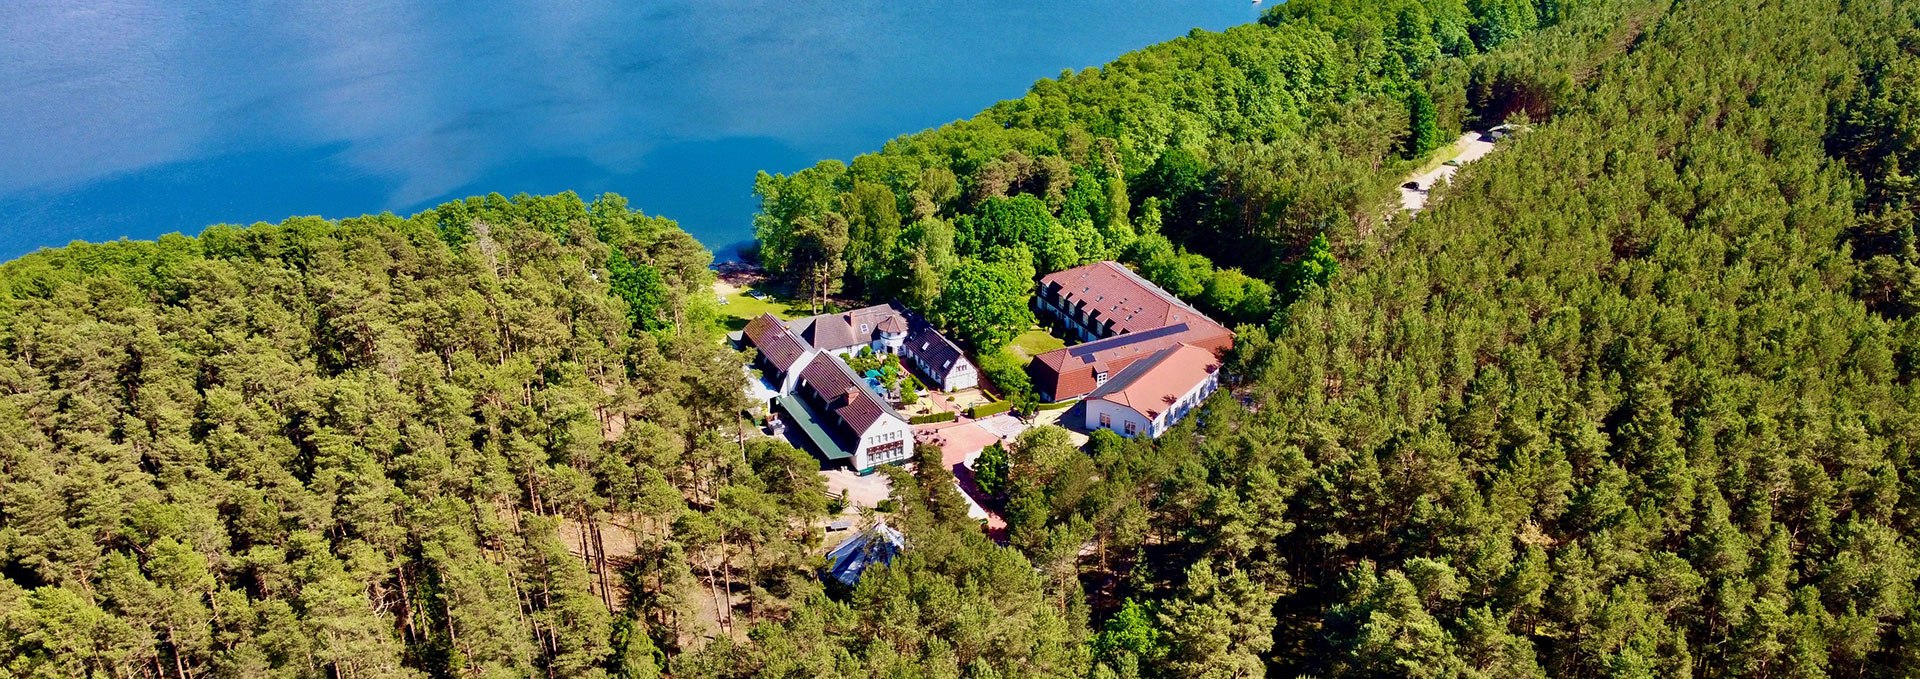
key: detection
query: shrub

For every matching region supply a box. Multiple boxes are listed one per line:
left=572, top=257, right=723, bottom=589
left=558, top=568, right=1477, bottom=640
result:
left=968, top=401, right=1015, bottom=418
left=910, top=411, right=958, bottom=425
left=977, top=349, right=1034, bottom=401
left=974, top=442, right=1010, bottom=498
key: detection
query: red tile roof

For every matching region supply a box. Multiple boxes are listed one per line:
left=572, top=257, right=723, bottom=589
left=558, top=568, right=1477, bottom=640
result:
left=1038, top=261, right=1227, bottom=339
left=1031, top=326, right=1232, bottom=401
left=744, top=313, right=810, bottom=374
left=1029, top=261, right=1234, bottom=401
left=1086, top=343, right=1219, bottom=419
left=797, top=352, right=898, bottom=434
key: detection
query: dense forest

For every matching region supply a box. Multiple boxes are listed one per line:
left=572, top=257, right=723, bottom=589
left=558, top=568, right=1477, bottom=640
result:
left=749, top=0, right=1652, bottom=382
left=5, top=0, right=1920, bottom=677
left=0, top=195, right=821, bottom=677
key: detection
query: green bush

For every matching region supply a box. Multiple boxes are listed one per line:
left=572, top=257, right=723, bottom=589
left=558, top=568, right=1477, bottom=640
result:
left=977, top=349, right=1034, bottom=401
left=910, top=411, right=958, bottom=425
left=968, top=401, right=1015, bottom=418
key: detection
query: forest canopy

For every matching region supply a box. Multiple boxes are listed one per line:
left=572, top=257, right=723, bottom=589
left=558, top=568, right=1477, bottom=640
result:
left=6, top=0, right=1920, bottom=677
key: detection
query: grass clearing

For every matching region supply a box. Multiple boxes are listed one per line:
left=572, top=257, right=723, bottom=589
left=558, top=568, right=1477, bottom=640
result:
left=1008, top=328, right=1066, bottom=360
left=715, top=280, right=811, bottom=331
left=1411, top=140, right=1467, bottom=176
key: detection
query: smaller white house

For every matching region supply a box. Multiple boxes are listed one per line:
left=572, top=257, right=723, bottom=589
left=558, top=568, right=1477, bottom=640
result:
left=1083, top=343, right=1221, bottom=439
left=904, top=321, right=978, bottom=391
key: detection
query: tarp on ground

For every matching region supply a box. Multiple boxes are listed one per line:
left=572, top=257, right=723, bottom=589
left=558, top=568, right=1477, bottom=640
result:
left=824, top=522, right=905, bottom=587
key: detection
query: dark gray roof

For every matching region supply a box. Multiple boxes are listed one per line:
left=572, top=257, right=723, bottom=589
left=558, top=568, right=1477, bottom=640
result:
left=789, top=303, right=911, bottom=351
left=904, top=312, right=969, bottom=377
left=797, top=314, right=857, bottom=351
left=825, top=523, right=904, bottom=586
left=797, top=352, right=901, bottom=435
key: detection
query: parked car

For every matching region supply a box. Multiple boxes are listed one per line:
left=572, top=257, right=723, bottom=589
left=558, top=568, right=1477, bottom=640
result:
left=1402, top=181, right=1421, bottom=190
left=747, top=290, right=771, bottom=301
left=1443, top=159, right=1462, bottom=167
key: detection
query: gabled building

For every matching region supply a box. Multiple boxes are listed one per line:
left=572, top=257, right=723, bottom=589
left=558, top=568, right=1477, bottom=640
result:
left=788, top=303, right=979, bottom=391
left=742, top=313, right=816, bottom=394
left=903, top=316, right=978, bottom=391
left=739, top=311, right=917, bottom=473
left=787, top=353, right=914, bottom=472
left=1029, top=262, right=1233, bottom=402
left=789, top=303, right=909, bottom=356
left=1083, top=343, right=1220, bottom=438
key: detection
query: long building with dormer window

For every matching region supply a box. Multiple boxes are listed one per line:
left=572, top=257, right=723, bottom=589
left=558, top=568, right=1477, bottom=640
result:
left=1029, top=261, right=1233, bottom=402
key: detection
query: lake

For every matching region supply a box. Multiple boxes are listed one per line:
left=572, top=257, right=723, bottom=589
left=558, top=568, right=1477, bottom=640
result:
left=0, top=1, right=1262, bottom=263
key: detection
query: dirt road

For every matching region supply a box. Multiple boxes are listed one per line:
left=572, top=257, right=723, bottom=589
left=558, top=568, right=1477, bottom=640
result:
left=1398, top=131, right=1499, bottom=213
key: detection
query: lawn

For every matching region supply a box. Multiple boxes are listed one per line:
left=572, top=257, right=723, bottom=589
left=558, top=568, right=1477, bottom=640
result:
left=715, top=280, right=811, bottom=331
left=1008, top=327, right=1066, bottom=360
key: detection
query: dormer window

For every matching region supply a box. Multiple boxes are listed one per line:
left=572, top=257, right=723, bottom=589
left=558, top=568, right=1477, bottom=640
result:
left=1095, top=370, right=1109, bottom=385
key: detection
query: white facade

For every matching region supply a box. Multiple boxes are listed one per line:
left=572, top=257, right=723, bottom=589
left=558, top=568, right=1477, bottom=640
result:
left=852, top=416, right=915, bottom=471
left=775, top=349, right=819, bottom=395
left=1084, top=371, right=1219, bottom=439
left=908, top=350, right=979, bottom=391
left=940, top=361, right=979, bottom=391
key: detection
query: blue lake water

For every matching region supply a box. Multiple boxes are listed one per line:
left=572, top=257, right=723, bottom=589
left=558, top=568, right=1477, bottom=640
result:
left=0, top=1, right=1262, bottom=263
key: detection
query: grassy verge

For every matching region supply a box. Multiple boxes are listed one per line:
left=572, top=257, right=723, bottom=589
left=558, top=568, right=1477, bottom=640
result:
left=1409, top=139, right=1468, bottom=177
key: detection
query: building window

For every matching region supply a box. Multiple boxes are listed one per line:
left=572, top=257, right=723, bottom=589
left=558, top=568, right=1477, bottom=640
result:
left=1095, top=371, right=1109, bottom=385
left=1124, top=421, right=1138, bottom=436
left=1098, top=413, right=1111, bottom=428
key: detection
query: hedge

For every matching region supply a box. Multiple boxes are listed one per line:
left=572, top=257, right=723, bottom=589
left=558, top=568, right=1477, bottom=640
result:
left=1035, top=399, right=1077, bottom=411
left=967, top=401, right=1015, bottom=418
left=909, top=411, right=958, bottom=425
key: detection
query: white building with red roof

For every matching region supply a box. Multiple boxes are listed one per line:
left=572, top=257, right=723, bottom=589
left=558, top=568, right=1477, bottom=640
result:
left=1082, top=343, right=1221, bottom=439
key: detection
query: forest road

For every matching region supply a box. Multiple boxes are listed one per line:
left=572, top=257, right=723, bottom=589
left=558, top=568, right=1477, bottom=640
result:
left=1398, top=131, right=1499, bottom=212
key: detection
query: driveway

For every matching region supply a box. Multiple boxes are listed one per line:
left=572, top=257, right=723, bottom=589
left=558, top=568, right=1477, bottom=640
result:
left=1399, top=131, right=1499, bottom=213
left=821, top=469, right=893, bottom=510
